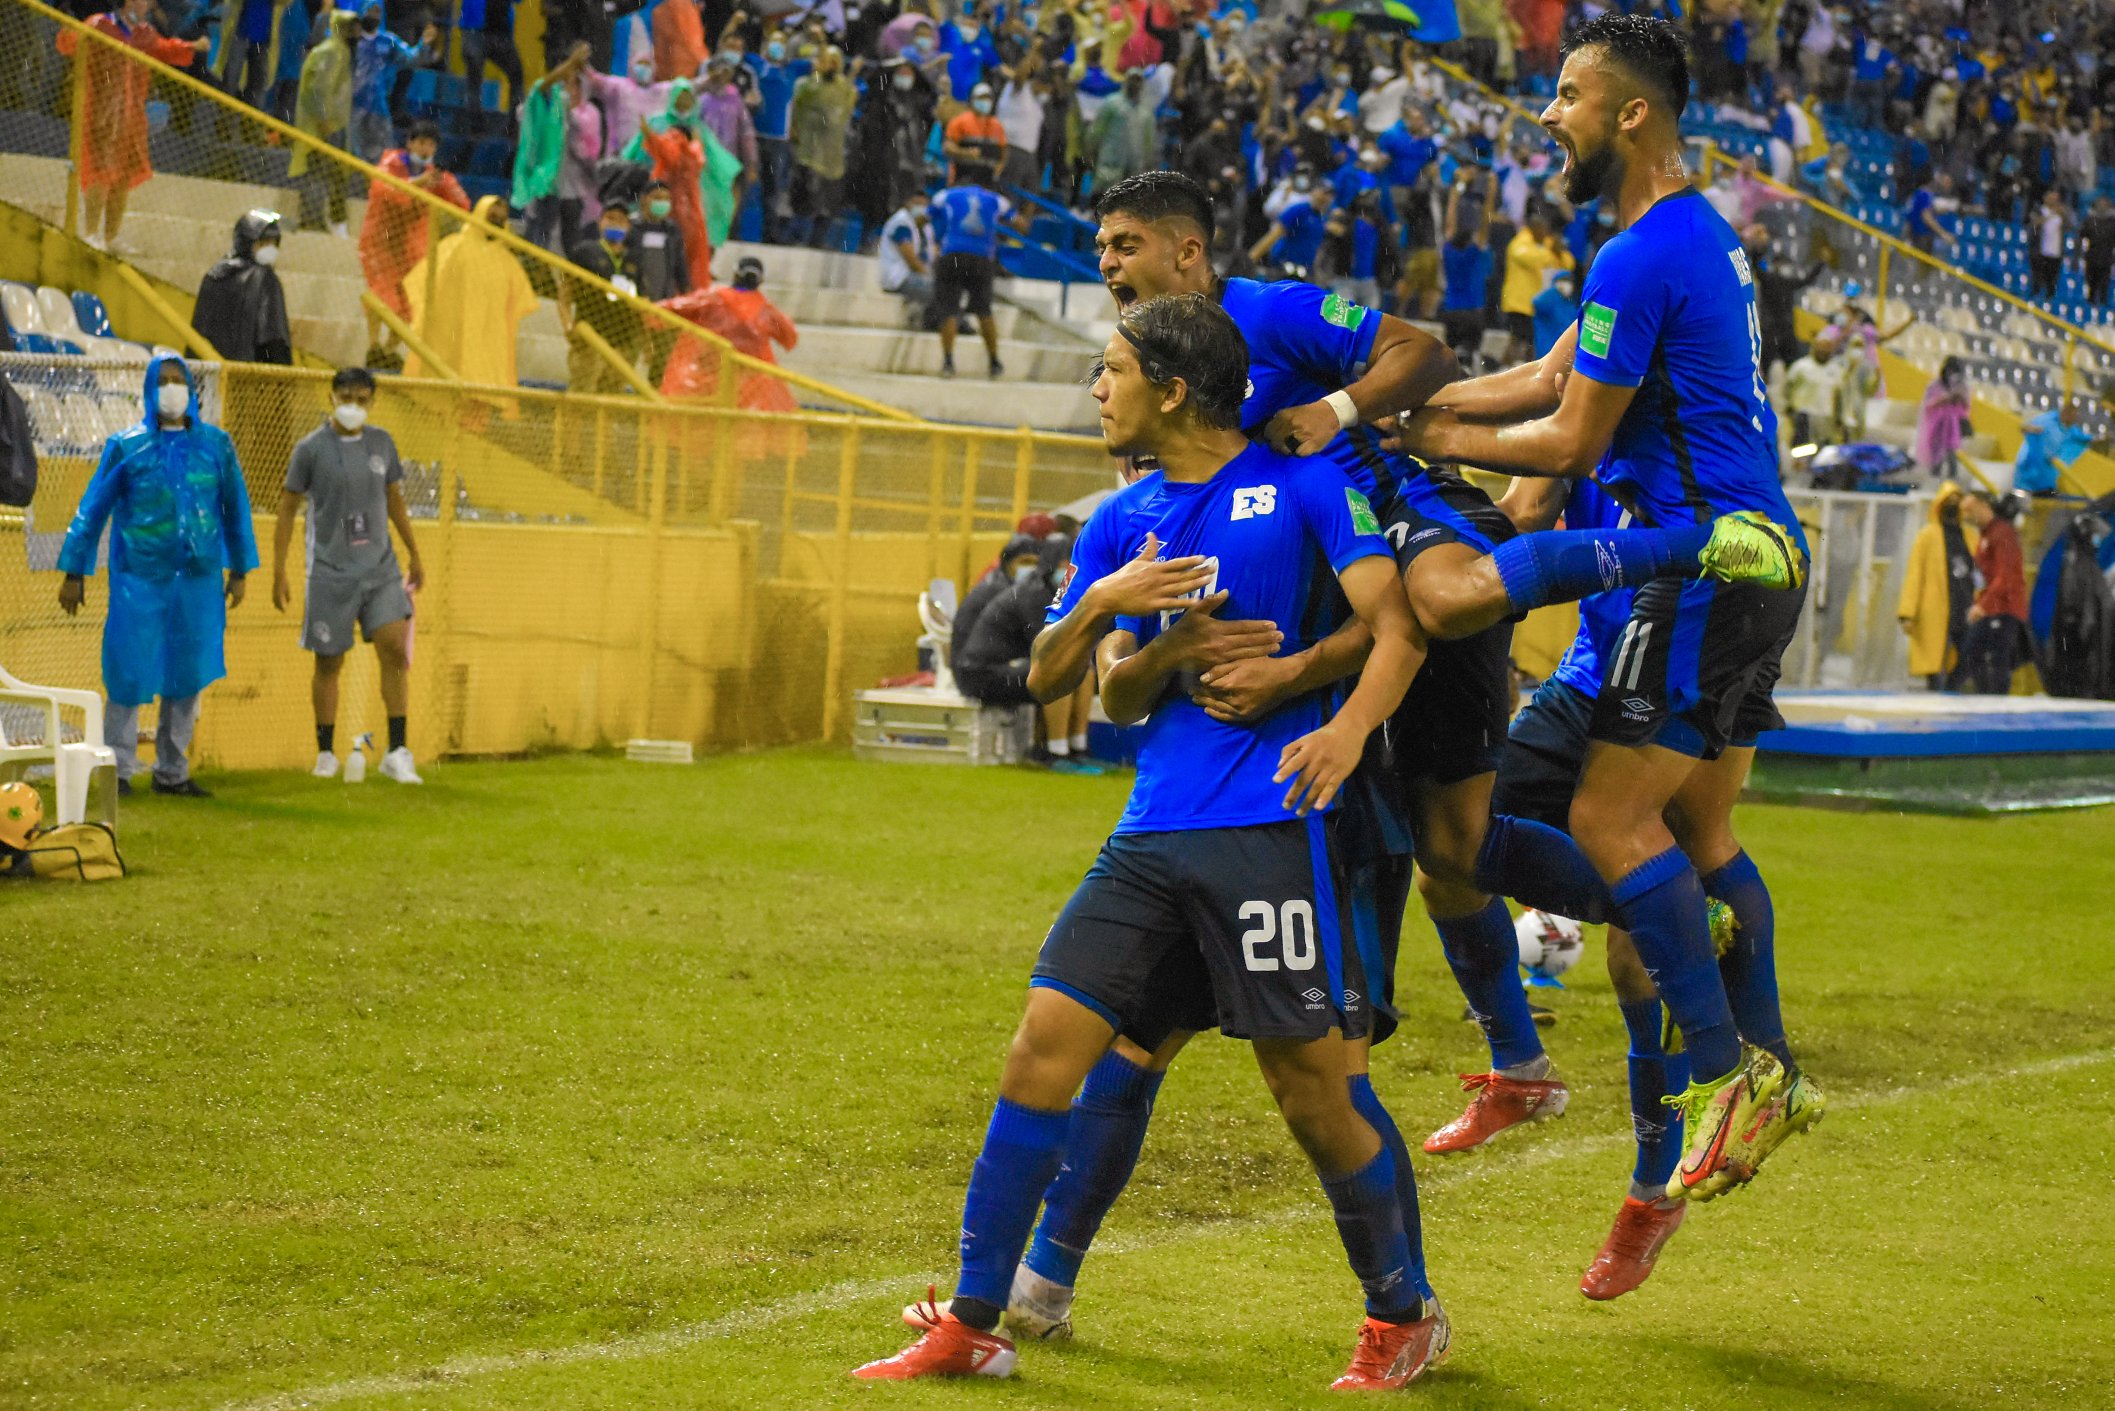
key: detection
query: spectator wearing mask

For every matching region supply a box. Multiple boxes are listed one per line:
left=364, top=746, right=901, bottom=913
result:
left=562, top=200, right=646, bottom=395
left=659, top=256, right=803, bottom=463
left=559, top=66, right=606, bottom=244
left=1320, top=189, right=1389, bottom=310
left=1799, top=141, right=1865, bottom=206
left=191, top=209, right=292, bottom=365
left=938, top=1, right=999, bottom=101
left=1499, top=203, right=1571, bottom=364
left=627, top=80, right=739, bottom=285
left=2083, top=195, right=2115, bottom=308
left=55, top=0, right=208, bottom=251
left=55, top=355, right=258, bottom=798
left=954, top=536, right=1099, bottom=770
left=946, top=80, right=1008, bottom=183
left=929, top=164, right=1025, bottom=378
left=1358, top=63, right=1410, bottom=135
left=745, top=30, right=811, bottom=243
left=514, top=46, right=590, bottom=252
left=1085, top=66, right=1160, bottom=194
left=1897, top=481, right=1978, bottom=691
left=215, top=0, right=292, bottom=111
left=404, top=196, right=539, bottom=387
left=994, top=60, right=1046, bottom=192
left=347, top=1, right=440, bottom=163
left=696, top=54, right=759, bottom=219
left=1784, top=330, right=1851, bottom=449
left=2015, top=398, right=2092, bottom=496
left=289, top=9, right=358, bottom=235
left=1745, top=221, right=1819, bottom=374
left=1958, top=490, right=2031, bottom=694
left=271, top=367, right=425, bottom=785
left=879, top=190, right=936, bottom=324
left=1436, top=172, right=1496, bottom=368
left=458, top=0, right=524, bottom=118
left=952, top=533, right=1041, bottom=677
left=788, top=48, right=858, bottom=249
left=358, top=121, right=469, bottom=369
left=1915, top=357, right=1973, bottom=479
left=1530, top=268, right=1576, bottom=360
left=2030, top=187, right=2068, bottom=302
left=627, top=180, right=692, bottom=381
left=852, top=57, right=932, bottom=248
left=583, top=54, right=673, bottom=160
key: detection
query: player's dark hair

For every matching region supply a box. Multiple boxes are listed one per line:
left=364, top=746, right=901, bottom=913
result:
left=1564, top=13, right=1689, bottom=120
left=406, top=118, right=442, bottom=145
left=1095, top=170, right=1217, bottom=247
left=1116, top=292, right=1247, bottom=431
left=331, top=366, right=377, bottom=395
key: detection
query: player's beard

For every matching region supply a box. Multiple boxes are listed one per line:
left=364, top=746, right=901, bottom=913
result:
left=1563, top=135, right=1618, bottom=205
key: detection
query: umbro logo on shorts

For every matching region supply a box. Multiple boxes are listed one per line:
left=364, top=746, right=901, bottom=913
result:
left=1344, top=990, right=1361, bottom=1005
left=1301, top=988, right=1327, bottom=1006
left=1622, top=697, right=1652, bottom=715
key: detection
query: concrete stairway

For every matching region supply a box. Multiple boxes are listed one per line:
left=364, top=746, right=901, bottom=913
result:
left=1858, top=395, right=2013, bottom=486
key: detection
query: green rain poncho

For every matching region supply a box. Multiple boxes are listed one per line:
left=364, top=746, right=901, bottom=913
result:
left=512, top=76, right=568, bottom=209
left=622, top=79, right=744, bottom=248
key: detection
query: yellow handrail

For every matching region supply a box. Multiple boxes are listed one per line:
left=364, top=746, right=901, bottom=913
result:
left=571, top=320, right=665, bottom=403
left=359, top=289, right=460, bottom=383
left=112, top=261, right=218, bottom=360
left=17, top=0, right=922, bottom=421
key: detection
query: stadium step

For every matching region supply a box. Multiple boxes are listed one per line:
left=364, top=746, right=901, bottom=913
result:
left=785, top=365, right=1099, bottom=432
left=784, top=324, right=1093, bottom=385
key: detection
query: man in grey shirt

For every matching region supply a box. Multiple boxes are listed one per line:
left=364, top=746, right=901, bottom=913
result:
left=271, top=367, right=427, bottom=783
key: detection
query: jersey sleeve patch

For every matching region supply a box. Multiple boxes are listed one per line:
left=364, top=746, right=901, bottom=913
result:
left=1579, top=301, right=1617, bottom=360
left=1346, top=487, right=1381, bottom=537
left=1319, top=293, right=1368, bottom=331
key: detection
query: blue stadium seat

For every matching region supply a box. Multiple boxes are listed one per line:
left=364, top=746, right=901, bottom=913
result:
left=70, top=290, right=112, bottom=338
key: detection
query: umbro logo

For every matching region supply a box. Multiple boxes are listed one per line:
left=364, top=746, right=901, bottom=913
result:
left=1301, top=987, right=1326, bottom=1004
left=1595, top=542, right=1621, bottom=591
left=1622, top=697, right=1652, bottom=714
left=1344, top=990, right=1361, bottom=1004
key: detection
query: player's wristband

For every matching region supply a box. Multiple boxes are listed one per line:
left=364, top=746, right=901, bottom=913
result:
left=1324, top=389, right=1359, bottom=430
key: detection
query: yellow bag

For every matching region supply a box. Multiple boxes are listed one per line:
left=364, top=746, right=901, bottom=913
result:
left=1, top=822, right=128, bottom=882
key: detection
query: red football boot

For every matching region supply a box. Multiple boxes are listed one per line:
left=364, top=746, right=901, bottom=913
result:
left=1579, top=1196, right=1686, bottom=1301
left=1330, top=1303, right=1451, bottom=1391
left=853, top=1292, right=1017, bottom=1381
left=1422, top=1070, right=1570, bottom=1154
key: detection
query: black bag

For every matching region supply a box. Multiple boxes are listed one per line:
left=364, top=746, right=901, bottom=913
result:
left=0, top=372, right=37, bottom=508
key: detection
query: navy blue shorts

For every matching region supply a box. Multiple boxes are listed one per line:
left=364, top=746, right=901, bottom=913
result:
left=1592, top=578, right=1805, bottom=759
left=1491, top=675, right=1597, bottom=830
left=1036, top=819, right=1372, bottom=1046
left=1382, top=464, right=1514, bottom=569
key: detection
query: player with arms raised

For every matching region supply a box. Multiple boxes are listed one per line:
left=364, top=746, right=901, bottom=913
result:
left=1402, top=13, right=1821, bottom=1203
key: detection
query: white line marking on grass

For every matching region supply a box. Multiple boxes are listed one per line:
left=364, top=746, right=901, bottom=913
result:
left=219, top=1048, right=2114, bottom=1411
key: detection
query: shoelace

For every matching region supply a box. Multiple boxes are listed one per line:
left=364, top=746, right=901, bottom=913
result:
left=1346, top=1319, right=1396, bottom=1377
left=1604, top=1205, right=1670, bottom=1263
left=1455, top=1072, right=1497, bottom=1094
left=909, top=1284, right=945, bottom=1331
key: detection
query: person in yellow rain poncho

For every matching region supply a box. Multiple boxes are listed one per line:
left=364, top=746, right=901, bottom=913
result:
left=403, top=195, right=538, bottom=400
left=1897, top=480, right=1980, bottom=689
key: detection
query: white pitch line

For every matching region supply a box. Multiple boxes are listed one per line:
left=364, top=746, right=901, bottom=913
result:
left=218, top=1047, right=2114, bottom=1411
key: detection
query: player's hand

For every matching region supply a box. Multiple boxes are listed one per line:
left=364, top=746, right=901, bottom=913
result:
left=1967, top=604, right=1986, bottom=623
left=1083, top=533, right=1216, bottom=618
left=1274, top=718, right=1362, bottom=817
left=57, top=574, right=84, bottom=616
left=1160, top=592, right=1281, bottom=672
left=1193, top=652, right=1300, bottom=723
left=1396, top=405, right=1447, bottom=460
left=226, top=571, right=247, bottom=609
left=1265, top=399, right=1346, bottom=457
left=272, top=571, right=291, bottom=612
left=406, top=556, right=426, bottom=592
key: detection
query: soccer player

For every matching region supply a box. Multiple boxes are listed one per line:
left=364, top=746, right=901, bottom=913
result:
left=853, top=294, right=1445, bottom=1389
left=271, top=367, right=426, bottom=784
left=1401, top=13, right=1821, bottom=1202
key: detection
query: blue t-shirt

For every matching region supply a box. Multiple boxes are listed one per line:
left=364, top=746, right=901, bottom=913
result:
left=1271, top=200, right=1328, bottom=269
left=1349, top=218, right=1379, bottom=280
left=746, top=56, right=811, bottom=141
left=938, top=21, right=998, bottom=100
left=1378, top=125, right=1435, bottom=188
left=1852, top=34, right=1892, bottom=81
left=1549, top=477, right=1633, bottom=698
left=1904, top=185, right=1935, bottom=232
left=1530, top=285, right=1575, bottom=359
left=1570, top=189, right=1806, bottom=551
left=1439, top=240, right=1490, bottom=312
left=931, top=185, right=1010, bottom=259
left=1047, top=443, right=1392, bottom=832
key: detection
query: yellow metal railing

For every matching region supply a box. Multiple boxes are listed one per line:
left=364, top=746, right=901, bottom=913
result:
left=13, top=0, right=920, bottom=422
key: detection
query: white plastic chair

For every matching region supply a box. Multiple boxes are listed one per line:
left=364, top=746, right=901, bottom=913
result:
left=36, top=285, right=82, bottom=339
left=918, top=577, right=959, bottom=695
left=0, top=281, right=44, bottom=337
left=0, top=665, right=117, bottom=827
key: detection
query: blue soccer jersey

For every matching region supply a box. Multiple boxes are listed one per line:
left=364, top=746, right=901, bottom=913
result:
left=1570, top=188, right=1808, bottom=554
left=932, top=186, right=1011, bottom=260
left=1548, top=477, right=1635, bottom=699
left=1048, top=442, right=1392, bottom=834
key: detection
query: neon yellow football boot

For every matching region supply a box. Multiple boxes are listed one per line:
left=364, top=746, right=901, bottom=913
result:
left=1700, top=510, right=1807, bottom=591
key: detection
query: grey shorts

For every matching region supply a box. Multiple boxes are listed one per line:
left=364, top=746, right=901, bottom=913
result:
left=303, top=566, right=411, bottom=655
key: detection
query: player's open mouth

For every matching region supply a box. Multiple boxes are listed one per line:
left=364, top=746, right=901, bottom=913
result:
left=1555, top=136, right=1575, bottom=174
left=1106, top=281, right=1135, bottom=306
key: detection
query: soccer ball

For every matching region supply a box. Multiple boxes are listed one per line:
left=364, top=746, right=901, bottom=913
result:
left=1514, top=908, right=1585, bottom=981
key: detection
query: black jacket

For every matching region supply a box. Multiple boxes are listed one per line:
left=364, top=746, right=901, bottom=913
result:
left=191, top=212, right=291, bottom=364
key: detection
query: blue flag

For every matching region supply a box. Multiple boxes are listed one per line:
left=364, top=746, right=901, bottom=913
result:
left=1412, top=0, right=1460, bottom=43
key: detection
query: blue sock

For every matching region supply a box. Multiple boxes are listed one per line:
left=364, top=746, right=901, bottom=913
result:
left=1702, top=850, right=1794, bottom=1069
left=1491, top=521, right=1716, bottom=614
left=1619, top=997, right=1691, bottom=1191
left=1023, top=1050, right=1163, bottom=1288
left=1608, top=849, right=1741, bottom=1081
left=1474, top=814, right=1615, bottom=925
left=956, top=1097, right=1071, bottom=1323
left=1318, top=1145, right=1420, bottom=1321
left=1435, top=898, right=1545, bottom=1070
left=1347, top=1074, right=1433, bottom=1301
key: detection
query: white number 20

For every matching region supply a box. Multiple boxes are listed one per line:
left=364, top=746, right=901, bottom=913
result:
left=1238, top=900, right=1317, bottom=972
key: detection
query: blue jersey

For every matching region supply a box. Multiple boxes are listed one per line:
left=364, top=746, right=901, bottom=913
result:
left=1548, top=478, right=1634, bottom=698
left=931, top=185, right=1010, bottom=260
left=1439, top=241, right=1490, bottom=312
left=1048, top=443, right=1391, bottom=833
left=1571, top=188, right=1807, bottom=553
left=1272, top=201, right=1328, bottom=269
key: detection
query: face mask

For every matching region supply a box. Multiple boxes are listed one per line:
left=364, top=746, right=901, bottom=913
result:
left=766, top=41, right=785, bottom=61
left=333, top=403, right=368, bottom=432
left=602, top=224, right=629, bottom=244
left=405, top=152, right=430, bottom=173
left=646, top=198, right=672, bottom=219
left=1333, top=70, right=1351, bottom=86
left=156, top=382, right=188, bottom=420
left=913, top=36, right=934, bottom=56
left=1012, top=564, right=1041, bottom=586
left=893, top=70, right=915, bottom=90
left=633, top=62, right=654, bottom=82
left=1293, top=174, right=1312, bottom=191
left=972, top=96, right=993, bottom=114
left=253, top=243, right=279, bottom=266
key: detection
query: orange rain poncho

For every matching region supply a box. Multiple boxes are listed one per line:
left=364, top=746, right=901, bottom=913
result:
left=659, top=285, right=804, bottom=462
left=358, top=148, right=470, bottom=320
left=56, top=13, right=200, bottom=196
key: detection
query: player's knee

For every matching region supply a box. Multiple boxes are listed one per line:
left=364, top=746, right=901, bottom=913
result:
left=1410, top=561, right=1503, bottom=640
left=1413, top=862, right=1485, bottom=918
left=312, top=651, right=346, bottom=678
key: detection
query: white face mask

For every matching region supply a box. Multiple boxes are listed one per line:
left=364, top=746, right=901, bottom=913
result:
left=156, top=383, right=188, bottom=420
left=333, top=403, right=368, bottom=432
left=253, top=243, right=279, bottom=266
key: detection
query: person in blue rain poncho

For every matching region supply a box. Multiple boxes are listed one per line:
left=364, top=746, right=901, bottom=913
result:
left=56, top=356, right=259, bottom=798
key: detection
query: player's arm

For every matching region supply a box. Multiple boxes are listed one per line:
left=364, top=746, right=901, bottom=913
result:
left=386, top=481, right=425, bottom=591
left=1266, top=312, right=1461, bottom=455
left=1274, top=556, right=1422, bottom=815
left=270, top=488, right=302, bottom=612
left=1025, top=533, right=1215, bottom=703
left=1096, top=592, right=1284, bottom=726
left=1400, top=365, right=1634, bottom=479
left=1420, top=321, right=1577, bottom=421
left=1191, top=613, right=1380, bottom=724
left=1494, top=471, right=1570, bottom=533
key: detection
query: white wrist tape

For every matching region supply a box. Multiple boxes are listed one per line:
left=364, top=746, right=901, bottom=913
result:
left=1324, top=389, right=1359, bottom=429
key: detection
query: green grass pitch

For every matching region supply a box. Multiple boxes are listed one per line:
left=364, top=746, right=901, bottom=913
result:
left=5, top=751, right=2113, bottom=1410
